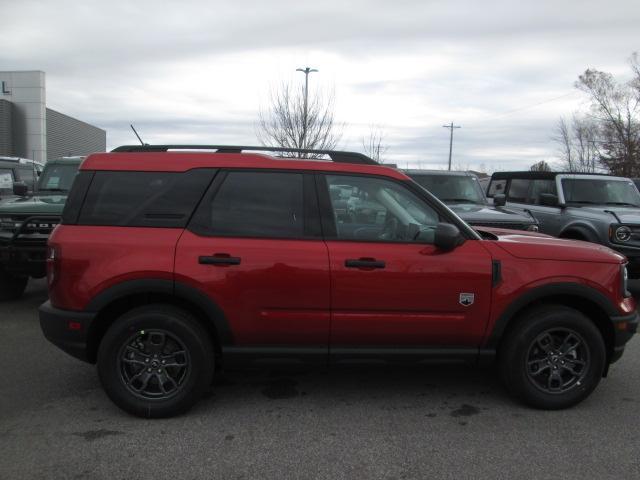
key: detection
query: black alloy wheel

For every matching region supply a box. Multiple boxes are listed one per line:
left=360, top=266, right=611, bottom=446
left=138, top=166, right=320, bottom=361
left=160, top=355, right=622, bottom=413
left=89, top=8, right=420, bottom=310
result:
left=118, top=329, right=191, bottom=400
left=525, top=328, right=590, bottom=394
left=499, top=304, right=606, bottom=409
left=98, top=304, right=214, bottom=418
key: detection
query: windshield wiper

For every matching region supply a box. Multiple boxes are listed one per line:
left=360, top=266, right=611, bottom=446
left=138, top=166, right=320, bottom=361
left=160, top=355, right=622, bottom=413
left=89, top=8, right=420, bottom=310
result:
left=442, top=198, right=481, bottom=204
left=604, top=202, right=640, bottom=207
left=567, top=200, right=596, bottom=204
left=38, top=188, right=68, bottom=193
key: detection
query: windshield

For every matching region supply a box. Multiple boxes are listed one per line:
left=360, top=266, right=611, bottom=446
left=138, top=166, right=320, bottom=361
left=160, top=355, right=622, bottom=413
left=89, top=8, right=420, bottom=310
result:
left=37, top=164, right=80, bottom=193
left=561, top=178, right=640, bottom=207
left=410, top=174, right=486, bottom=205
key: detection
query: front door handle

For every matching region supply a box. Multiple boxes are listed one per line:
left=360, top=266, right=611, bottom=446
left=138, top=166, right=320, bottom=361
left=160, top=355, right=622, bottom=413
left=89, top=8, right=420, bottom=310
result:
left=345, top=258, right=386, bottom=269
left=199, top=254, right=241, bottom=266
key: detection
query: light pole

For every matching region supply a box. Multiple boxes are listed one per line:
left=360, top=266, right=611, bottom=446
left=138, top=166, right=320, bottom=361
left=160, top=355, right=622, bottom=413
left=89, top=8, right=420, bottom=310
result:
left=296, top=67, right=318, bottom=150
left=442, top=122, right=461, bottom=170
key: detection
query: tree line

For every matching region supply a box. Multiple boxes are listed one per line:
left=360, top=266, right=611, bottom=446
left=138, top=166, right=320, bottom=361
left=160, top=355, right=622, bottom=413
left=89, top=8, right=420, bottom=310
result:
left=553, top=52, right=640, bottom=176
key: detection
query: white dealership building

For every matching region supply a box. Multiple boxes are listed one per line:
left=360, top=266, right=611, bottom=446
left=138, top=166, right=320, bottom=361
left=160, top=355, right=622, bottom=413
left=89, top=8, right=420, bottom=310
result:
left=0, top=70, right=106, bottom=162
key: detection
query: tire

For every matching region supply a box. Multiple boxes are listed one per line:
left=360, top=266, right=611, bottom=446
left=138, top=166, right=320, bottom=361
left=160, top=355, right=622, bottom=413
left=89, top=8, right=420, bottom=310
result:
left=499, top=304, right=606, bottom=410
left=97, top=304, right=215, bottom=418
left=0, top=269, right=28, bottom=301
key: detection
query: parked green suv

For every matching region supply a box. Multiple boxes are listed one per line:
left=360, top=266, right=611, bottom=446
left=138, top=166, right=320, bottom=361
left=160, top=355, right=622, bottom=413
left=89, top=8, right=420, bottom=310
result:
left=0, top=156, right=83, bottom=300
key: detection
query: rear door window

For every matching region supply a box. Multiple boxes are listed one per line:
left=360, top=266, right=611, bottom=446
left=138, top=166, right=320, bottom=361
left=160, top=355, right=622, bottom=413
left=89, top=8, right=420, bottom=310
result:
left=78, top=169, right=215, bottom=227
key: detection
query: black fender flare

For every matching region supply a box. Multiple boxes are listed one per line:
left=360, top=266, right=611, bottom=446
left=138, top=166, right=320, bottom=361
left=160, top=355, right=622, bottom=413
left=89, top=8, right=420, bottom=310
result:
left=484, top=282, right=618, bottom=349
left=85, top=278, right=234, bottom=346
left=558, top=223, right=601, bottom=242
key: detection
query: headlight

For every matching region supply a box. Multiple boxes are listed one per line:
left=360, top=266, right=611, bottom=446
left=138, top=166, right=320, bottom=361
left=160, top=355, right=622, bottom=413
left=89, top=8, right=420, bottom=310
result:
left=615, top=226, right=632, bottom=242
left=526, top=224, right=539, bottom=232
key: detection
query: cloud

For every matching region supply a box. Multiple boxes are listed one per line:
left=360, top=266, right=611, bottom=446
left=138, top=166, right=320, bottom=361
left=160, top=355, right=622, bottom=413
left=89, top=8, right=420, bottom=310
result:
left=1, top=0, right=638, bottom=170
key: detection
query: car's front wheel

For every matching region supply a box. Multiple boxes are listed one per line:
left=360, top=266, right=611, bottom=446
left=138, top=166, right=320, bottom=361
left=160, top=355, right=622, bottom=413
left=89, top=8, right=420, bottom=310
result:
left=0, top=268, right=28, bottom=301
left=97, top=304, right=214, bottom=418
left=500, top=305, right=606, bottom=409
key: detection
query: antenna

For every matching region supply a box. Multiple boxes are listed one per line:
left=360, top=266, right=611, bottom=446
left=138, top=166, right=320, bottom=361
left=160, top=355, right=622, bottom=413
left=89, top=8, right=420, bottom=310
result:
left=130, top=124, right=146, bottom=145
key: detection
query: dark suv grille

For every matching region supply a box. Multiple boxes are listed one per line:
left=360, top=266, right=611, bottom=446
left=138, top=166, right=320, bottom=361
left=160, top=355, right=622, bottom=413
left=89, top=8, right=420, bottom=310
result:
left=0, top=215, right=60, bottom=242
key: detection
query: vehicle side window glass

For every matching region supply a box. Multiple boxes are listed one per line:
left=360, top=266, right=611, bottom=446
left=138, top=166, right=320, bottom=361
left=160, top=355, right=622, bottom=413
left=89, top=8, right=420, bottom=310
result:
left=0, top=168, right=14, bottom=194
left=530, top=180, right=557, bottom=205
left=78, top=169, right=215, bottom=228
left=325, top=175, right=439, bottom=243
left=507, top=179, right=530, bottom=203
left=18, top=166, right=38, bottom=189
left=488, top=179, right=506, bottom=197
left=207, top=171, right=305, bottom=238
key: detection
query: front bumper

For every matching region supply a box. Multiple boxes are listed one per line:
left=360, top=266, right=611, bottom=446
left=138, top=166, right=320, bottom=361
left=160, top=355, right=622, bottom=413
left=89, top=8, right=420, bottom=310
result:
left=39, top=300, right=96, bottom=363
left=0, top=241, right=47, bottom=277
left=610, top=311, right=639, bottom=363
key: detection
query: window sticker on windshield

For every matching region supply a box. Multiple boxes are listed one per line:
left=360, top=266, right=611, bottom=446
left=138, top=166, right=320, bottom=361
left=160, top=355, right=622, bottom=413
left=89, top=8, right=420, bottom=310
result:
left=46, top=176, right=60, bottom=188
left=0, top=172, right=12, bottom=188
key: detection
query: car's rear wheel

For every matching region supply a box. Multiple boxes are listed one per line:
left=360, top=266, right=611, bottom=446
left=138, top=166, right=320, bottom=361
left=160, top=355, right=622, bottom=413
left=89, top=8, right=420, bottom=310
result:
left=97, top=304, right=214, bottom=418
left=500, top=305, right=606, bottom=409
left=0, top=268, right=28, bottom=301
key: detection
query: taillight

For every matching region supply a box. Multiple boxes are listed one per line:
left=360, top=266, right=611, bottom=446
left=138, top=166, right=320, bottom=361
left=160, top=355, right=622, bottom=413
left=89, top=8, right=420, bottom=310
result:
left=47, top=245, right=59, bottom=288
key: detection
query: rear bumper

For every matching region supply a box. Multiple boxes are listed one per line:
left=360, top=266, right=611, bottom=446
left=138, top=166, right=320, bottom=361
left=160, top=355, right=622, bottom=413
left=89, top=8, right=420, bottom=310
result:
left=39, top=300, right=96, bottom=363
left=610, top=311, right=639, bottom=363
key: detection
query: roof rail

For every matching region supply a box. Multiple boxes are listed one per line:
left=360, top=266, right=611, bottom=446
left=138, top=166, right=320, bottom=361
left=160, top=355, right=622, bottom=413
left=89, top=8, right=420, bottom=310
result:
left=111, top=145, right=379, bottom=166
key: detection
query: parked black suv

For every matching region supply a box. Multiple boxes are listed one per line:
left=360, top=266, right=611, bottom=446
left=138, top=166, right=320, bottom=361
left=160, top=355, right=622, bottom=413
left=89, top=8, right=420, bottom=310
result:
left=405, top=170, right=538, bottom=231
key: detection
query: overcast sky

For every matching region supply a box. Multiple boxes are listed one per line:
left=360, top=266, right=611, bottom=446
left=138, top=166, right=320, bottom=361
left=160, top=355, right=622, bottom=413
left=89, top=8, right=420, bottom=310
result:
left=2, top=0, right=638, bottom=170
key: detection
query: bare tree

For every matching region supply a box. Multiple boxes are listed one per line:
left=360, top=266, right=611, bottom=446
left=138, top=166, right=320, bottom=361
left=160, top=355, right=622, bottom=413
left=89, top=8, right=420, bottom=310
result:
left=257, top=81, right=341, bottom=158
left=553, top=115, right=599, bottom=172
left=530, top=160, right=552, bottom=172
left=576, top=68, right=640, bottom=176
left=362, top=125, right=388, bottom=163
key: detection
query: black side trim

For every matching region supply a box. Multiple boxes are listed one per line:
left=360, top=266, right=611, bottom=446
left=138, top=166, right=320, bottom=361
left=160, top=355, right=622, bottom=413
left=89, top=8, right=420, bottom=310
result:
left=330, top=347, right=483, bottom=364
left=485, top=282, right=621, bottom=349
left=222, top=346, right=329, bottom=367
left=492, top=260, right=502, bottom=287
left=221, top=345, right=494, bottom=367
left=85, top=278, right=234, bottom=346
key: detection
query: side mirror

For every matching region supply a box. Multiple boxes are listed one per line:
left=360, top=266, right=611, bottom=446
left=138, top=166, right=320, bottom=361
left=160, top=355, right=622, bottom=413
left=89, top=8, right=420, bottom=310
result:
left=12, top=182, right=28, bottom=197
left=434, top=222, right=465, bottom=252
left=493, top=193, right=506, bottom=207
left=539, top=193, right=559, bottom=207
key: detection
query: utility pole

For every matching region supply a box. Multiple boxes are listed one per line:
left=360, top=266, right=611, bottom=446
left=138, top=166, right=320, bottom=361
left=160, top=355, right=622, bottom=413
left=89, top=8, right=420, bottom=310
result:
left=296, top=67, right=318, bottom=152
left=442, top=122, right=461, bottom=170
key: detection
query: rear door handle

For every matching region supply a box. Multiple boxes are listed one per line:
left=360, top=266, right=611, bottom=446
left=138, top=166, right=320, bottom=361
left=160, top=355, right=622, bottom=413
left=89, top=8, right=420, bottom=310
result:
left=345, top=258, right=386, bottom=269
left=199, top=254, right=241, bottom=266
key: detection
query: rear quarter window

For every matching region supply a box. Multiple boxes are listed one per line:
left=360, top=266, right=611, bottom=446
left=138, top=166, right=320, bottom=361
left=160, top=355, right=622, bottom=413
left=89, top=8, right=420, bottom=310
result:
left=76, top=169, right=216, bottom=228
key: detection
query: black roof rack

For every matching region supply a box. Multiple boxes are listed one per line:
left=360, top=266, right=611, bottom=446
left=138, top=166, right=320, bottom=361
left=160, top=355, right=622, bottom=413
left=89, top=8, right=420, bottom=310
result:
left=490, top=171, right=612, bottom=180
left=111, top=145, right=379, bottom=166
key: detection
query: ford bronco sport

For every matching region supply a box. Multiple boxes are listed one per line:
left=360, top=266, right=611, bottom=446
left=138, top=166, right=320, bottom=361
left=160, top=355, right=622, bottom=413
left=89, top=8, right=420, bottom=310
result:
left=0, top=156, right=83, bottom=300
left=40, top=146, right=638, bottom=418
left=487, top=171, right=640, bottom=277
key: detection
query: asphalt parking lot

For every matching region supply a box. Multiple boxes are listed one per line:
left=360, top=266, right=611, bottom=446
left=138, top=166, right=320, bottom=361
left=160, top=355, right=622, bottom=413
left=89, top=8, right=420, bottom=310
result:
left=1, top=280, right=639, bottom=480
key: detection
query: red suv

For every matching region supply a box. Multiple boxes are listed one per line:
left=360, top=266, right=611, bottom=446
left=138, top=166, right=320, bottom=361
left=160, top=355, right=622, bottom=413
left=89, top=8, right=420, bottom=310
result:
left=40, top=146, right=638, bottom=418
